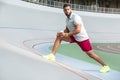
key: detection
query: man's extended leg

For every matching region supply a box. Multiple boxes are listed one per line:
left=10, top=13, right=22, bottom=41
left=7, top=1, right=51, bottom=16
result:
left=86, top=50, right=110, bottom=73
left=86, top=50, right=106, bottom=66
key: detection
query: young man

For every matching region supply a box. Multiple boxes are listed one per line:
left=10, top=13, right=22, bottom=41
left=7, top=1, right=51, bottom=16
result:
left=43, top=4, right=110, bottom=73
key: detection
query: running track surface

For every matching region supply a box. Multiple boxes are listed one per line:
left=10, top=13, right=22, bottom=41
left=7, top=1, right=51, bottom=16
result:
left=0, top=28, right=100, bottom=80
left=24, top=38, right=120, bottom=80
left=0, top=28, right=120, bottom=80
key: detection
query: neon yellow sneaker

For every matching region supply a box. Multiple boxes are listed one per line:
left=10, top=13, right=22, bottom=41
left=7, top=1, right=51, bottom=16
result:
left=43, top=54, right=55, bottom=61
left=100, top=66, right=110, bottom=73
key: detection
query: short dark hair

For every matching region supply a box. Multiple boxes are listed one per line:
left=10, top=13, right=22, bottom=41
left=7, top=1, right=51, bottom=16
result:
left=63, top=4, right=71, bottom=9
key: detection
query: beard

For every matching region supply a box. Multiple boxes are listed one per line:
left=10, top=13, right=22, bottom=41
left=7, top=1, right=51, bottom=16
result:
left=65, top=12, right=72, bottom=18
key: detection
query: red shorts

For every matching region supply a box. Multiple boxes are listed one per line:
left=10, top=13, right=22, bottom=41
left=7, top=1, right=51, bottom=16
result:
left=70, top=36, right=92, bottom=52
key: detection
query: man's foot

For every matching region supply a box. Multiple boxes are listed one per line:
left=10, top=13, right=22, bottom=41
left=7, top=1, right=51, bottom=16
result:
left=43, top=54, right=55, bottom=61
left=100, top=66, right=110, bottom=73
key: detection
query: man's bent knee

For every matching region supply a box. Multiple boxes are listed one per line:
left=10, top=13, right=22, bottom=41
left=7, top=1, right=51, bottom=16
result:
left=56, top=36, right=71, bottom=42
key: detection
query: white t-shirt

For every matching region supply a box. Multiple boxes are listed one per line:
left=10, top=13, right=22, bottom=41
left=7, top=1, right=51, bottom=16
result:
left=66, top=13, right=89, bottom=41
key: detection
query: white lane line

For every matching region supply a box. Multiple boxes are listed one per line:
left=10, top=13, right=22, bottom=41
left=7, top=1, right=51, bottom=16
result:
left=96, top=45, right=120, bottom=53
left=107, top=47, right=120, bottom=52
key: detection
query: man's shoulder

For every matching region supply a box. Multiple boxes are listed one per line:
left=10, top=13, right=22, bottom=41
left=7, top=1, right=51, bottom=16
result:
left=72, top=13, right=78, bottom=15
left=72, top=13, right=81, bottom=18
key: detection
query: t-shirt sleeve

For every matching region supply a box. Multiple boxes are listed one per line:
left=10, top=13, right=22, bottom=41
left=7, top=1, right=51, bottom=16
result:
left=74, top=15, right=82, bottom=25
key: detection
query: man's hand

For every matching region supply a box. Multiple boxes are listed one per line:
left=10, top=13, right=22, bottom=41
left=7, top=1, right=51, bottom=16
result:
left=57, top=32, right=68, bottom=38
left=57, top=32, right=64, bottom=37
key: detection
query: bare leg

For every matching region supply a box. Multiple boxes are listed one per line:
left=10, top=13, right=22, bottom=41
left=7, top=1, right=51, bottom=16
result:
left=85, top=50, right=106, bottom=66
left=51, top=36, right=71, bottom=55
left=51, top=36, right=62, bottom=55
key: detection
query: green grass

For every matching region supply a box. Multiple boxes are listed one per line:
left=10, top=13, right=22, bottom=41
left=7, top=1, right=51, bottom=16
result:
left=49, top=43, right=120, bottom=72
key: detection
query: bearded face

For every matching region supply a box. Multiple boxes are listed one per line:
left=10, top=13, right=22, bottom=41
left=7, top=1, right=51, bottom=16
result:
left=63, top=6, right=72, bottom=18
